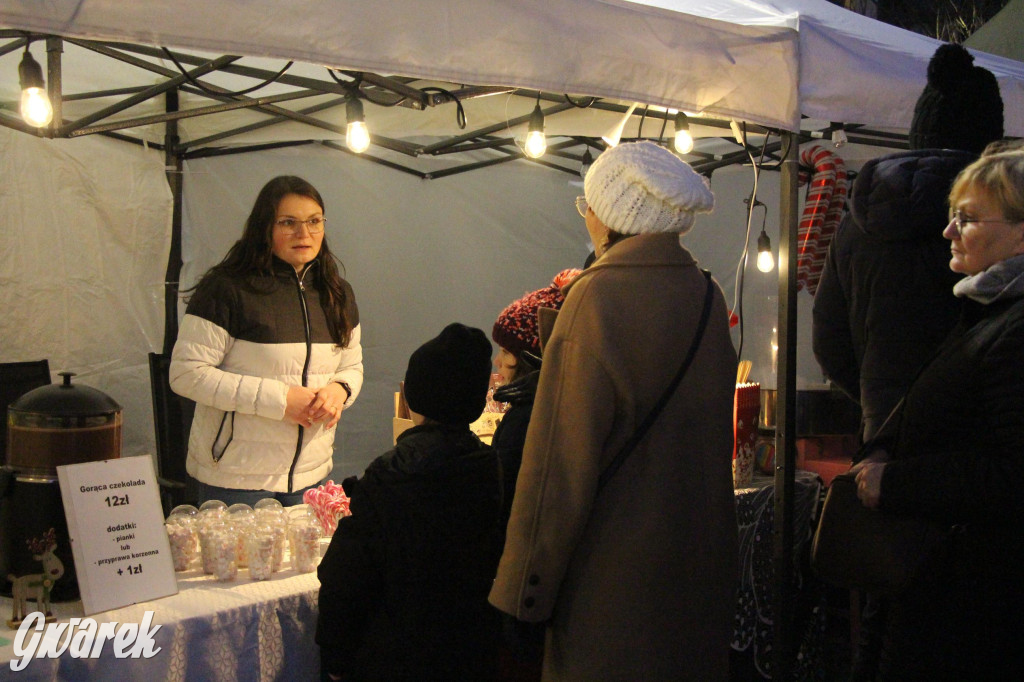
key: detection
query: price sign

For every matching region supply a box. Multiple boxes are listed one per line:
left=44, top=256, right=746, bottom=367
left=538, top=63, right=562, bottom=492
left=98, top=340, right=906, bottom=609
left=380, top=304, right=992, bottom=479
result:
left=57, top=455, right=178, bottom=615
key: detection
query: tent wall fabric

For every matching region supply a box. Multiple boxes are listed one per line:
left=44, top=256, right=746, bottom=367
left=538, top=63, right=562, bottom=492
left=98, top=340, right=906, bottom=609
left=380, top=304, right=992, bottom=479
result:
left=1, top=124, right=826, bottom=478
left=179, top=144, right=823, bottom=478
left=0, top=126, right=171, bottom=459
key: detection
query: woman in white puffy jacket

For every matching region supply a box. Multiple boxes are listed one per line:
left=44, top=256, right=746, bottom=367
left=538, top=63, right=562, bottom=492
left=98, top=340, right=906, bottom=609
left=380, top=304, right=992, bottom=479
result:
left=170, top=176, right=363, bottom=506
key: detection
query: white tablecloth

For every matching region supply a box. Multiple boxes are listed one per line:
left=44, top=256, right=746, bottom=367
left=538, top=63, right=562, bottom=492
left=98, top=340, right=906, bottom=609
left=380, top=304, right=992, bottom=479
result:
left=0, top=562, right=321, bottom=681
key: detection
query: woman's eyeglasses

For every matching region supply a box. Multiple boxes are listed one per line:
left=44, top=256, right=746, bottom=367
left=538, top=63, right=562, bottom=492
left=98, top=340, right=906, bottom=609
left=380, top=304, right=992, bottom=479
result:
left=575, top=196, right=588, bottom=218
left=948, top=210, right=1019, bottom=238
left=275, top=217, right=326, bottom=236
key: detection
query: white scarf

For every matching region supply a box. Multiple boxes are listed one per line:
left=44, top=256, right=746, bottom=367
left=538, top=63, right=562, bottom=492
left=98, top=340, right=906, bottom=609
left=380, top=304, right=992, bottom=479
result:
left=953, top=253, right=1024, bottom=304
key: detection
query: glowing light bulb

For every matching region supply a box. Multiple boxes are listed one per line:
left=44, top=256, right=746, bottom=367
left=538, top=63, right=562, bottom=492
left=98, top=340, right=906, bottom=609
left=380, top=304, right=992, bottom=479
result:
left=18, top=49, right=53, bottom=128
left=345, top=97, right=370, bottom=153
left=524, top=129, right=547, bottom=159
left=524, top=99, right=546, bottom=158
left=674, top=129, right=694, bottom=154
left=756, top=231, right=775, bottom=273
left=346, top=121, right=370, bottom=153
left=21, top=87, right=53, bottom=128
left=673, top=111, right=693, bottom=154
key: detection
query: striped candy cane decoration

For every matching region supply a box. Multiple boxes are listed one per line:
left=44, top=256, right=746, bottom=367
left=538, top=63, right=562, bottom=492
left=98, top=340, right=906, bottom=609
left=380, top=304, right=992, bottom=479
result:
left=797, top=145, right=847, bottom=295
left=808, top=154, right=847, bottom=295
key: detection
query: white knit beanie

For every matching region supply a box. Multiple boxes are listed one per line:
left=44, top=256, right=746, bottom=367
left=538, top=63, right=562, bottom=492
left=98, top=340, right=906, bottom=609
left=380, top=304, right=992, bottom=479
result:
left=584, top=140, right=714, bottom=235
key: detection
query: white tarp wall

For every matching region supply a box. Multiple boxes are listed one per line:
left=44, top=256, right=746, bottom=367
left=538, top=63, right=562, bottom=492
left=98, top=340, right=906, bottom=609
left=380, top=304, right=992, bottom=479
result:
left=181, top=145, right=819, bottom=478
left=179, top=145, right=589, bottom=477
left=2, top=128, right=829, bottom=479
left=0, top=126, right=170, bottom=460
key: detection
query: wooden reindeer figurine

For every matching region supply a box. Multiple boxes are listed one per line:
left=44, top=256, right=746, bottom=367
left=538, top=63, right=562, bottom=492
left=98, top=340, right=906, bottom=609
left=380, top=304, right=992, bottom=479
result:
left=6, top=528, right=65, bottom=627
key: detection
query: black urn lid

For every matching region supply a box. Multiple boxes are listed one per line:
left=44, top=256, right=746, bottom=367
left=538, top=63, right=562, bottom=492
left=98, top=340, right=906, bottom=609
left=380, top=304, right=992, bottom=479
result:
left=9, top=372, right=121, bottom=418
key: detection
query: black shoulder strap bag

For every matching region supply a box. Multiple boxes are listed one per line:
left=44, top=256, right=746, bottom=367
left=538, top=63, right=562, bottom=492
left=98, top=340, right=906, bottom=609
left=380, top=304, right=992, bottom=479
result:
left=597, top=269, right=715, bottom=493
left=810, top=396, right=948, bottom=596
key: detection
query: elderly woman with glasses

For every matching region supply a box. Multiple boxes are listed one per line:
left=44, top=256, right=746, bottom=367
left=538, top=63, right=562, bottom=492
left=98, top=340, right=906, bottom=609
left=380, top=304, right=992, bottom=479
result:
left=490, top=142, right=738, bottom=680
left=849, top=149, right=1024, bottom=680
left=170, top=175, right=363, bottom=506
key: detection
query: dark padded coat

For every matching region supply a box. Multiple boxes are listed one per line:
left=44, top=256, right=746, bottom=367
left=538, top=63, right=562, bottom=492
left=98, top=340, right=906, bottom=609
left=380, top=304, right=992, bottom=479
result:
left=316, top=424, right=503, bottom=681
left=869, top=292, right=1024, bottom=680
left=490, top=370, right=538, bottom=530
left=812, top=149, right=974, bottom=440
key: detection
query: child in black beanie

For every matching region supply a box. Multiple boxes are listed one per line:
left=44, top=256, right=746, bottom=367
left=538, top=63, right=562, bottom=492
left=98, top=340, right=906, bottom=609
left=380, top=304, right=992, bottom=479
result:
left=317, top=323, right=503, bottom=681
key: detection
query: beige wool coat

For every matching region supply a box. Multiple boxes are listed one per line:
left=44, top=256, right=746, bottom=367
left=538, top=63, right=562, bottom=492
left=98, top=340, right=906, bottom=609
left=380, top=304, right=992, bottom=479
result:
left=490, top=233, right=739, bottom=681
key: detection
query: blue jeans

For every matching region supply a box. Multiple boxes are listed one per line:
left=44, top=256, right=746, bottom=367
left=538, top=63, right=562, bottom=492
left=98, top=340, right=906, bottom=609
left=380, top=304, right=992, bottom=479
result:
left=192, top=478, right=323, bottom=508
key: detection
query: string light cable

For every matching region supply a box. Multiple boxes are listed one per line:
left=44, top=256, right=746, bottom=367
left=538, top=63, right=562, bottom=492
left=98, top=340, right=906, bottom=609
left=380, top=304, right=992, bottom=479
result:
left=731, top=124, right=772, bottom=359
left=635, top=104, right=650, bottom=142
left=160, top=47, right=293, bottom=97
left=656, top=112, right=669, bottom=147
left=563, top=94, right=598, bottom=108
left=421, top=86, right=466, bottom=129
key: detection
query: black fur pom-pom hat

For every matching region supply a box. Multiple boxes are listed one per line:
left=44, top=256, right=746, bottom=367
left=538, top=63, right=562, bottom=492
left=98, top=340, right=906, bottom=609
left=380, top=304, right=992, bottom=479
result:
left=909, top=43, right=1004, bottom=154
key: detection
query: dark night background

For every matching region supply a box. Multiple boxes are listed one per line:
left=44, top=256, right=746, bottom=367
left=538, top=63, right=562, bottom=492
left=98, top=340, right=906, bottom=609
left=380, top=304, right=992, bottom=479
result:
left=834, top=0, right=1010, bottom=41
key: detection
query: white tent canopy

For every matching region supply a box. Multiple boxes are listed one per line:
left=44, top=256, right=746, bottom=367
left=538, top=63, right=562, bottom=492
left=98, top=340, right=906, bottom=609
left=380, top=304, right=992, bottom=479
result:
left=2, top=0, right=1024, bottom=137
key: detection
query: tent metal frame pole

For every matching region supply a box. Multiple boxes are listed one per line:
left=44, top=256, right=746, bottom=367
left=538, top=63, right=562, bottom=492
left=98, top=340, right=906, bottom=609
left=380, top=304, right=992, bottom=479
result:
left=183, top=139, right=317, bottom=160
left=0, top=35, right=27, bottom=58
left=57, top=53, right=239, bottom=135
left=163, top=88, right=184, bottom=356
left=67, top=89, right=318, bottom=137
left=772, top=129, right=800, bottom=680
left=321, top=141, right=429, bottom=178
left=183, top=97, right=345, bottom=148
left=45, top=37, right=62, bottom=138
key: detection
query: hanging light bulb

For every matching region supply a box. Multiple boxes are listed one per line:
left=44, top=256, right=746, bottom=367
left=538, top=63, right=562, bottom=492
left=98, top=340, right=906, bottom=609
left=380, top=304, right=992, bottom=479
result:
left=757, top=230, right=775, bottom=273
left=345, top=97, right=370, bottom=153
left=524, top=98, right=546, bottom=159
left=673, top=111, right=694, bottom=154
left=579, top=148, right=593, bottom=179
left=19, top=47, right=53, bottom=128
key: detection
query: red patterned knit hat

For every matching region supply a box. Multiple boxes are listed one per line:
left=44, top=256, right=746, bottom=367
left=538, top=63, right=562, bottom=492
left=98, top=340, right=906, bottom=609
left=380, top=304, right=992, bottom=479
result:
left=492, top=269, right=581, bottom=357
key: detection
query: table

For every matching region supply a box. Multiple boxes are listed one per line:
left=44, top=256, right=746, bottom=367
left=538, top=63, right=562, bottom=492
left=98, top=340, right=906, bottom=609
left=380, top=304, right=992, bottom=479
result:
left=731, top=470, right=826, bottom=680
left=2, top=475, right=826, bottom=681
left=0, top=560, right=322, bottom=681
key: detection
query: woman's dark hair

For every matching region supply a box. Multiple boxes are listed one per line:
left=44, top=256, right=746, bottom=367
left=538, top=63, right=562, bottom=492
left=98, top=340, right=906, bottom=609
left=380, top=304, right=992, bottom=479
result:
left=192, top=175, right=355, bottom=347
left=604, top=230, right=631, bottom=252
left=509, top=350, right=539, bottom=382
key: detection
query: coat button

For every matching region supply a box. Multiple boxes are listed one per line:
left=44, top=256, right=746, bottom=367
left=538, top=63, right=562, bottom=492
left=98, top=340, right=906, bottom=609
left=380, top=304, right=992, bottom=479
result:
left=524, top=597, right=535, bottom=608
left=529, top=574, right=540, bottom=586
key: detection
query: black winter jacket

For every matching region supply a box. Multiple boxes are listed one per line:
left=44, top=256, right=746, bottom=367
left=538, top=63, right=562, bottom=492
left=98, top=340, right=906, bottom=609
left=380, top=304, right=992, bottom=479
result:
left=490, top=370, right=539, bottom=529
left=316, top=424, right=503, bottom=681
left=812, top=149, right=974, bottom=440
left=869, top=293, right=1024, bottom=680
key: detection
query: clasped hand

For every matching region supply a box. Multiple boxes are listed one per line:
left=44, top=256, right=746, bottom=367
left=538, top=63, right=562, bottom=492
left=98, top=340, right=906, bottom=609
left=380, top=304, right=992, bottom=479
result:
left=848, top=448, right=889, bottom=510
left=285, top=383, right=347, bottom=429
